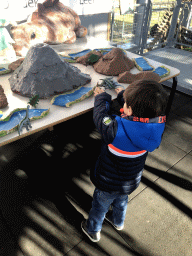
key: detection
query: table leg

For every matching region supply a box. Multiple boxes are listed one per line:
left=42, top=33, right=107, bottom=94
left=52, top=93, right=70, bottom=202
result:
left=165, top=76, right=178, bottom=117
left=48, top=126, right=54, bottom=131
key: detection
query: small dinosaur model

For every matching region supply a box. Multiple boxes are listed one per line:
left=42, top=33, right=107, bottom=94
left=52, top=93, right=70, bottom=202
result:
left=18, top=105, right=32, bottom=135
left=97, top=77, right=122, bottom=90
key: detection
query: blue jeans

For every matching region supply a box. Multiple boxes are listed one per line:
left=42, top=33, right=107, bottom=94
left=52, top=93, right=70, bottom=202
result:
left=87, top=188, right=128, bottom=234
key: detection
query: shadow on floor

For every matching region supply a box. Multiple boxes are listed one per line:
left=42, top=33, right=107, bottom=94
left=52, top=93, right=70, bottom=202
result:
left=0, top=111, right=140, bottom=255
left=0, top=89, right=192, bottom=255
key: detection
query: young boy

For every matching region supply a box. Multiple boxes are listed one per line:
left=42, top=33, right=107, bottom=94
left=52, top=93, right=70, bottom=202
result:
left=81, top=80, right=168, bottom=242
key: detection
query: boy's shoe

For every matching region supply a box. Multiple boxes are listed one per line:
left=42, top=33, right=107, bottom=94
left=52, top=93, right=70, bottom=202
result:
left=105, top=213, right=124, bottom=231
left=81, top=220, right=100, bottom=242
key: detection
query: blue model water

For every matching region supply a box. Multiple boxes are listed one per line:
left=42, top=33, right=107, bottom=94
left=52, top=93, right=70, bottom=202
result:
left=135, top=57, right=154, bottom=71
left=0, top=109, right=48, bottom=134
left=0, top=67, right=11, bottom=75
left=68, top=48, right=117, bottom=59
left=52, top=87, right=93, bottom=107
left=154, top=66, right=169, bottom=77
left=94, top=48, right=112, bottom=55
left=69, top=49, right=92, bottom=59
left=60, top=56, right=74, bottom=60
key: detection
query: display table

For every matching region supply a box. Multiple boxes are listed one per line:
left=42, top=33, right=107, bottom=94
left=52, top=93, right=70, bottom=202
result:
left=0, top=45, right=180, bottom=147
left=144, top=47, right=192, bottom=96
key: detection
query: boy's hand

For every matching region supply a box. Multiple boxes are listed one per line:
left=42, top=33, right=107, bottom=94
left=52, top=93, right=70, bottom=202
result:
left=94, top=87, right=105, bottom=96
left=115, top=87, right=124, bottom=94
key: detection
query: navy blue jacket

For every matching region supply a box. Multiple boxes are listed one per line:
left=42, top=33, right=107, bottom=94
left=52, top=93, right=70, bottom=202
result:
left=91, top=91, right=166, bottom=194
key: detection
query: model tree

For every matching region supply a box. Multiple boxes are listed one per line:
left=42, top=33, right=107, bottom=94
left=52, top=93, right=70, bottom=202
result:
left=28, top=94, right=39, bottom=108
left=86, top=53, right=101, bottom=65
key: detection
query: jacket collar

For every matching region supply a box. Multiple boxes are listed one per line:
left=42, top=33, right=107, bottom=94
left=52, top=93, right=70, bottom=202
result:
left=120, top=108, right=166, bottom=124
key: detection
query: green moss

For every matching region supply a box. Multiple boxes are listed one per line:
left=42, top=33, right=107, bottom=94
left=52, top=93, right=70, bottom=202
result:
left=0, top=130, right=7, bottom=137
left=159, top=65, right=170, bottom=78
left=0, top=69, right=12, bottom=75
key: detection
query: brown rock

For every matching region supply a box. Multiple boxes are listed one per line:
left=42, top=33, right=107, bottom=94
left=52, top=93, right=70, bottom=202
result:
left=93, top=48, right=134, bottom=76
left=117, top=71, right=161, bottom=84
left=0, top=85, right=8, bottom=108
left=8, top=58, right=25, bottom=71
left=76, top=50, right=102, bottom=65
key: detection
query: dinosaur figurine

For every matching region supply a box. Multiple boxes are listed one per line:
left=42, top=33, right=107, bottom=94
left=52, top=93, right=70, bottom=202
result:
left=18, top=105, right=32, bottom=135
left=10, top=0, right=87, bottom=56
left=97, top=77, right=122, bottom=90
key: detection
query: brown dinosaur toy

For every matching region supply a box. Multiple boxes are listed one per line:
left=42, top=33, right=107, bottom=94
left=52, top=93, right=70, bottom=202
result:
left=10, top=0, right=87, bottom=56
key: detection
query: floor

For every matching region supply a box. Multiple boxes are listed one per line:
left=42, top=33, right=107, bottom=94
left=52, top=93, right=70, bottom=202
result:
left=0, top=86, right=192, bottom=256
left=144, top=47, right=192, bottom=96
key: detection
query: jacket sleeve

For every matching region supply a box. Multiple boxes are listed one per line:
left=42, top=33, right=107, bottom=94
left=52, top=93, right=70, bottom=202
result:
left=93, top=92, right=117, bottom=144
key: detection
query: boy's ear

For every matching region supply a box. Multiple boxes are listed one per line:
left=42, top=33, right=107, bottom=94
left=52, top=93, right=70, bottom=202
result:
left=127, top=106, right=133, bottom=116
left=124, top=103, right=133, bottom=116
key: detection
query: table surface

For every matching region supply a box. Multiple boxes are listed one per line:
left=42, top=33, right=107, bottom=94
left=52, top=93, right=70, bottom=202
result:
left=144, top=47, right=192, bottom=95
left=0, top=43, right=180, bottom=147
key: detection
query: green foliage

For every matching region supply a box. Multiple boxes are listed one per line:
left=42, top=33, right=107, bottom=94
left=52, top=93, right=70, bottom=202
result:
left=86, top=54, right=101, bottom=65
left=28, top=94, right=40, bottom=108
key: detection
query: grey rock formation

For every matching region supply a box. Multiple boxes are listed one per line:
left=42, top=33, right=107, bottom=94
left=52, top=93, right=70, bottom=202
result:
left=9, top=43, right=91, bottom=99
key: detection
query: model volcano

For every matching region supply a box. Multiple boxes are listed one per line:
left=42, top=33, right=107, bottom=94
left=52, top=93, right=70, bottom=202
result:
left=9, top=43, right=91, bottom=98
left=93, top=48, right=134, bottom=76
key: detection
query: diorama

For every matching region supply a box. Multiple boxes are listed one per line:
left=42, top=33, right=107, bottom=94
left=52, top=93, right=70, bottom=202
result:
left=0, top=42, right=92, bottom=137
left=0, top=0, right=171, bottom=139
left=0, top=44, right=171, bottom=138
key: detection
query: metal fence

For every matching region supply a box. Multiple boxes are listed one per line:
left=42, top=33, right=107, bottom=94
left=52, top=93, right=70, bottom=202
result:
left=173, top=1, right=192, bottom=48
left=110, top=1, right=146, bottom=46
left=110, top=2, right=140, bottom=43
left=110, top=0, right=192, bottom=53
left=147, top=1, right=176, bottom=51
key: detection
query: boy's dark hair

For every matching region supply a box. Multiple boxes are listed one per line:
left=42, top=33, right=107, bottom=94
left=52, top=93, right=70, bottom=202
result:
left=123, top=80, right=168, bottom=118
